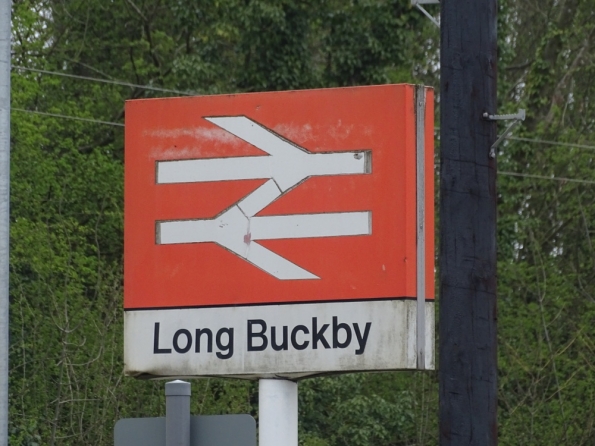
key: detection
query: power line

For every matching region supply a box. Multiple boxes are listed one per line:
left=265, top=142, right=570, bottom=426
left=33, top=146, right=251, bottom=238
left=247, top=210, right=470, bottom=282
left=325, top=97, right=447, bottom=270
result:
left=507, top=136, right=595, bottom=151
left=15, top=66, right=595, bottom=152
left=435, top=127, right=595, bottom=151
left=499, top=171, right=595, bottom=185
left=12, top=68, right=595, bottom=152
left=11, top=108, right=124, bottom=127
left=13, top=66, right=196, bottom=96
left=12, top=109, right=595, bottom=185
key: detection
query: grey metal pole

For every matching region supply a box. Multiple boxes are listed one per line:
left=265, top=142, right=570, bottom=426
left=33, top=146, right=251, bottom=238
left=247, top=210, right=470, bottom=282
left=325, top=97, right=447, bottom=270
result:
left=165, top=380, right=191, bottom=446
left=0, top=1, right=10, bottom=445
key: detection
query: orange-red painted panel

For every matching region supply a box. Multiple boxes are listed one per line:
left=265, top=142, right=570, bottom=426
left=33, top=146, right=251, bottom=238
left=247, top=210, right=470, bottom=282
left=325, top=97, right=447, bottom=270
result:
left=124, top=85, right=434, bottom=309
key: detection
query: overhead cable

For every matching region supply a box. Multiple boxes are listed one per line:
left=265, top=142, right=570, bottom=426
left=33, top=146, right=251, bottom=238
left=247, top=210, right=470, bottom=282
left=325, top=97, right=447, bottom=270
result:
left=12, top=109, right=595, bottom=185
left=12, top=68, right=595, bottom=152
left=13, top=66, right=196, bottom=96
left=435, top=128, right=595, bottom=151
left=11, top=108, right=124, bottom=127
left=499, top=171, right=595, bottom=185
left=506, top=136, right=595, bottom=151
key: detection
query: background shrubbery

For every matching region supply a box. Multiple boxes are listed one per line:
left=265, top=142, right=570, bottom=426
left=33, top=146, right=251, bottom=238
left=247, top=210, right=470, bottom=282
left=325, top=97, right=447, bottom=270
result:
left=9, top=0, right=595, bottom=444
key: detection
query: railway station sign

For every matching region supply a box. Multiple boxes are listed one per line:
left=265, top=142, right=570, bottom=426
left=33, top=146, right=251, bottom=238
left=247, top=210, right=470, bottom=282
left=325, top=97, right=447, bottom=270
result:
left=124, top=84, right=435, bottom=378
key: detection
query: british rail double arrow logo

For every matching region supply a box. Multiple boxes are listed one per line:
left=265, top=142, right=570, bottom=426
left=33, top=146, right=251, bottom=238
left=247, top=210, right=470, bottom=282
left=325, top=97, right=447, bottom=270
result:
left=156, top=116, right=372, bottom=280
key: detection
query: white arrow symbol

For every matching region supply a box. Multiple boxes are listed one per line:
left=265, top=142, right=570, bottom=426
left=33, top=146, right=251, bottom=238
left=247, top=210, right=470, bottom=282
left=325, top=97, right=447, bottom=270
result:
left=157, top=116, right=370, bottom=190
left=156, top=116, right=372, bottom=280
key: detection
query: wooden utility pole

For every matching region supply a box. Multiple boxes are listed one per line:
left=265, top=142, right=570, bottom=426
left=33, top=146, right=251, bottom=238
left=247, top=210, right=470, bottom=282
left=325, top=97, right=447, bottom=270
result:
left=439, top=0, right=498, bottom=444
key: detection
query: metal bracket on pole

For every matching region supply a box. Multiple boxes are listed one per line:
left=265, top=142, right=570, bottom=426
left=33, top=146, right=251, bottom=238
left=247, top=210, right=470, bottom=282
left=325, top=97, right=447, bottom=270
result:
left=483, top=109, right=526, bottom=159
left=411, top=0, right=440, bottom=28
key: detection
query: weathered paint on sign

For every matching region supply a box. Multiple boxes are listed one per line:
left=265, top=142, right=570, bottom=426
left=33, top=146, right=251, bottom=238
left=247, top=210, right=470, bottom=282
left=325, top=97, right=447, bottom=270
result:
left=124, top=300, right=434, bottom=379
left=155, top=116, right=372, bottom=280
left=124, top=84, right=435, bottom=378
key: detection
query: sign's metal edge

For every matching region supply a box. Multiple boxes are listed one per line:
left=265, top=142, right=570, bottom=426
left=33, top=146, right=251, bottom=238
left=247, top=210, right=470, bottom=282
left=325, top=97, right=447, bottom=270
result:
left=415, top=85, right=427, bottom=370
left=130, top=364, right=432, bottom=381
left=123, top=295, right=422, bottom=312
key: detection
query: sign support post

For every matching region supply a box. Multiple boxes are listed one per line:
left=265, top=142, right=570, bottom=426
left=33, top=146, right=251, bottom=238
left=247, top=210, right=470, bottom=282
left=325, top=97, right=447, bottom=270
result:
left=439, top=0, right=498, bottom=444
left=166, top=380, right=191, bottom=446
left=259, top=379, right=297, bottom=446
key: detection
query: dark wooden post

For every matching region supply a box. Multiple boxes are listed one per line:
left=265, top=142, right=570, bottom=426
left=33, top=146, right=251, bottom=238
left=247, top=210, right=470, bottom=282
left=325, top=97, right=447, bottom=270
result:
left=439, top=0, right=498, bottom=444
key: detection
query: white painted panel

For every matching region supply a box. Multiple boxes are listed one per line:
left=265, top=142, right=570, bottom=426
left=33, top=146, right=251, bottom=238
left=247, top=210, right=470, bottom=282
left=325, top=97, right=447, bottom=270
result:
left=424, top=301, right=435, bottom=370
left=157, top=156, right=271, bottom=184
left=158, top=219, right=216, bottom=245
left=203, top=116, right=368, bottom=192
left=153, top=116, right=372, bottom=280
left=205, top=116, right=297, bottom=158
left=306, top=152, right=370, bottom=177
left=124, top=300, right=435, bottom=379
left=238, top=180, right=281, bottom=217
left=246, top=242, right=319, bottom=280
left=158, top=205, right=248, bottom=249
left=251, top=212, right=370, bottom=240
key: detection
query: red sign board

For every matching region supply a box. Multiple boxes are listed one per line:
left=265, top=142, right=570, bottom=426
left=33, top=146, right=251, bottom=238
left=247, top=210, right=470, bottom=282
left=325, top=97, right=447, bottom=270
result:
left=125, top=85, right=434, bottom=310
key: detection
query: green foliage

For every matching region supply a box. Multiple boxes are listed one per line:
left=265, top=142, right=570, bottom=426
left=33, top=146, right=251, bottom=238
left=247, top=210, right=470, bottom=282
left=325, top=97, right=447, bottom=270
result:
left=10, top=0, right=432, bottom=445
left=299, top=374, right=417, bottom=446
left=9, top=0, right=595, bottom=444
left=494, top=0, right=595, bottom=444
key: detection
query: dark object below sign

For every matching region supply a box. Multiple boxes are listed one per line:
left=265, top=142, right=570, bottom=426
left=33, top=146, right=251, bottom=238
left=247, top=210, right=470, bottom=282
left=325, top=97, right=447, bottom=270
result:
left=114, top=414, right=255, bottom=446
